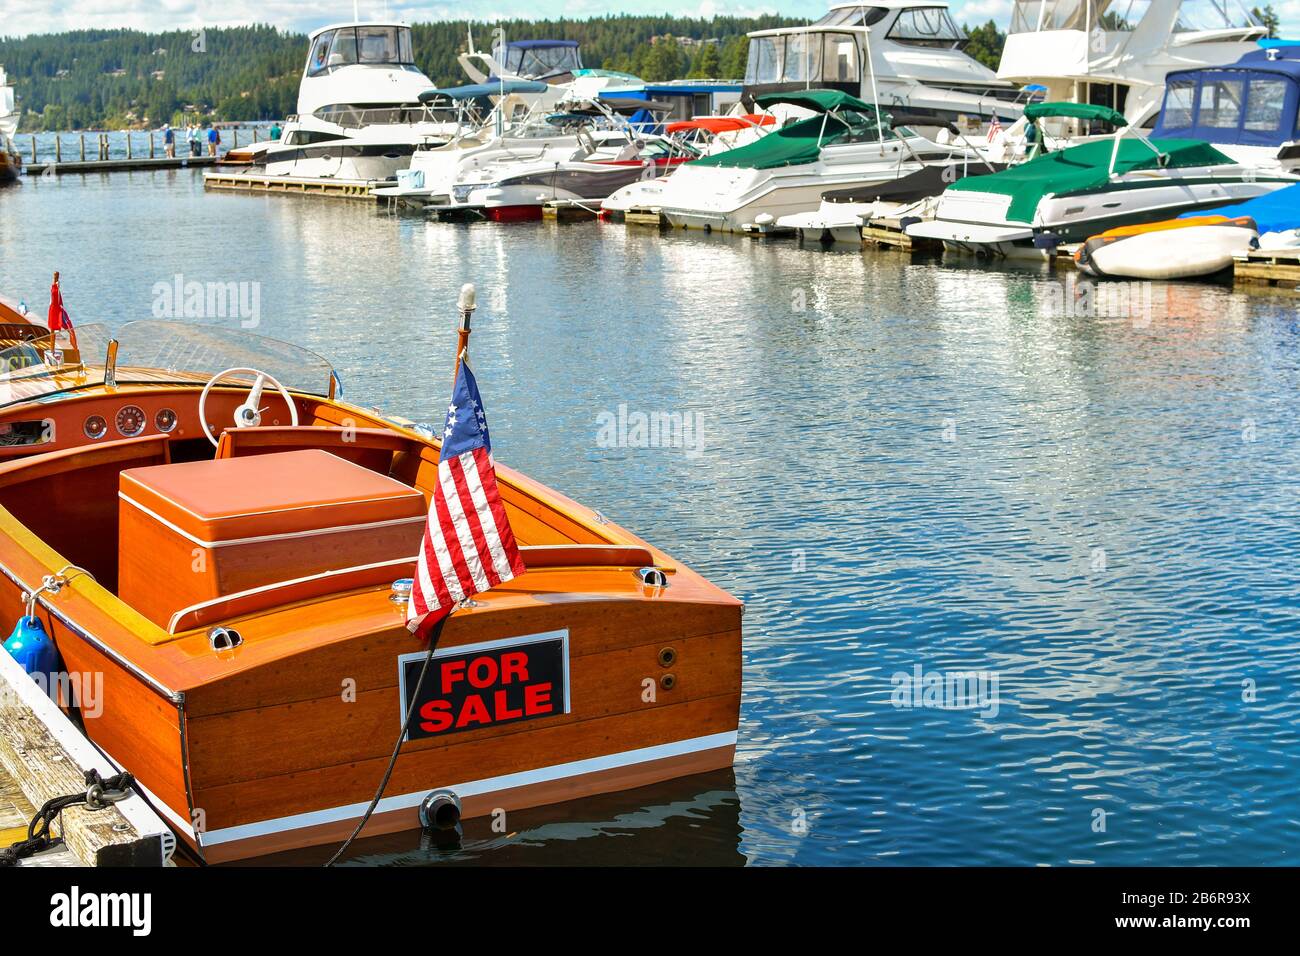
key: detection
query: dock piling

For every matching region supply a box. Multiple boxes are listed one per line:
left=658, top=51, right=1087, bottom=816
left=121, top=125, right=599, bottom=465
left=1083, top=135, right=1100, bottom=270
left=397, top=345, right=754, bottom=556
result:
left=54, top=136, right=61, bottom=164
left=79, top=134, right=85, bottom=162
left=127, top=132, right=133, bottom=160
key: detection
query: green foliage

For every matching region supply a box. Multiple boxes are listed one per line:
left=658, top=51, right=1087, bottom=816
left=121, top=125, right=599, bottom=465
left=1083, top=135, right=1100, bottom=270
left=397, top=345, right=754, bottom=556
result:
left=1251, top=5, right=1281, bottom=39
left=0, top=16, right=796, bottom=130
left=962, top=21, right=1006, bottom=72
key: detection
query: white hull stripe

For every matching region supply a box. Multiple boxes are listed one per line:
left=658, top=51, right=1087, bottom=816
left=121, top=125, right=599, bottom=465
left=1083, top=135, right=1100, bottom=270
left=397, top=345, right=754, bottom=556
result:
left=198, top=730, right=738, bottom=848
left=120, top=492, right=425, bottom=548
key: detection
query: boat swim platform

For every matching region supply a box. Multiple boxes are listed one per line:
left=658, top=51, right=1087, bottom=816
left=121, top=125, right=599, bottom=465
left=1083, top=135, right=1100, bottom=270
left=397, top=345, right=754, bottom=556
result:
left=25, top=156, right=219, bottom=176
left=0, top=647, right=172, bottom=866
left=203, top=170, right=380, bottom=201
left=863, top=218, right=940, bottom=253
left=623, top=207, right=667, bottom=228
left=1232, top=251, right=1300, bottom=289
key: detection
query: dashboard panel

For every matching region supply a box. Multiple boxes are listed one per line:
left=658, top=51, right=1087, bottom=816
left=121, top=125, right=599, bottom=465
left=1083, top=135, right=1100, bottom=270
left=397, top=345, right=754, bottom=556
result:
left=0, top=387, right=313, bottom=459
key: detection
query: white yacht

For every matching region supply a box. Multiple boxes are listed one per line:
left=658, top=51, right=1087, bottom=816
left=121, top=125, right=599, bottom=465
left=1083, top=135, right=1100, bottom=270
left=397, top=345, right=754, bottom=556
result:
left=654, top=90, right=982, bottom=233
left=998, top=0, right=1268, bottom=129
left=743, top=2, right=1024, bottom=134
left=0, top=66, right=20, bottom=184
left=261, top=21, right=457, bottom=182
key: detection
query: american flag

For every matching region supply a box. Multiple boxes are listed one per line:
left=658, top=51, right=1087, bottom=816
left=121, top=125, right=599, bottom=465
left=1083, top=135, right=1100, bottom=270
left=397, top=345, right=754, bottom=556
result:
left=986, top=114, right=1003, bottom=143
left=407, top=360, right=525, bottom=637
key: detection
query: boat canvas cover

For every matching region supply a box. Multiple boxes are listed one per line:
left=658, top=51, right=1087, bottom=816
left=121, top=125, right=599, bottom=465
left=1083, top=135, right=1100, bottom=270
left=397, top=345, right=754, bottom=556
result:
left=754, top=89, right=876, bottom=114
left=687, top=113, right=851, bottom=169
left=1153, top=49, right=1300, bottom=147
left=1178, top=181, right=1300, bottom=233
left=946, top=139, right=1234, bottom=224
left=1024, top=102, right=1127, bottom=127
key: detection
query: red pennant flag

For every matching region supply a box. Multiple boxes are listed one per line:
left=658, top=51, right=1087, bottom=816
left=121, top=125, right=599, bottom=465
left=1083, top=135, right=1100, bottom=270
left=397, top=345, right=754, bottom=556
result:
left=46, top=272, right=77, bottom=349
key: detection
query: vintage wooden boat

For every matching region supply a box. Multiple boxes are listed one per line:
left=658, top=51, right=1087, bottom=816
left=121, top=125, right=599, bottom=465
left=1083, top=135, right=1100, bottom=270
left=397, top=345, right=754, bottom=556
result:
left=0, top=296, right=742, bottom=863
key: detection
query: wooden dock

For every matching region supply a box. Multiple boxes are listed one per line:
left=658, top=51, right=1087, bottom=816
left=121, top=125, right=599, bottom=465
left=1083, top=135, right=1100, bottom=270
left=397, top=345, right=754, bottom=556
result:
left=26, top=156, right=218, bottom=176
left=623, top=207, right=666, bottom=228
left=542, top=199, right=599, bottom=222
left=203, top=170, right=378, bottom=201
left=1232, top=251, right=1300, bottom=289
left=0, top=648, right=172, bottom=866
left=863, top=217, right=940, bottom=252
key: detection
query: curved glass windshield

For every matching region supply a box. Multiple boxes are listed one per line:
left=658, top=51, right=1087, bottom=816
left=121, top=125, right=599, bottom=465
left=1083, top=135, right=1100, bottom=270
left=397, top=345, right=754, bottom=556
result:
left=496, top=44, right=582, bottom=78
left=0, top=322, right=336, bottom=409
left=317, top=26, right=415, bottom=71
left=887, top=7, right=967, bottom=46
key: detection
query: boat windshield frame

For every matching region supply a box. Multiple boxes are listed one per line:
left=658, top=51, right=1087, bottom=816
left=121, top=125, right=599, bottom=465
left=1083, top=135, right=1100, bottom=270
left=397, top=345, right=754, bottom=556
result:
left=0, top=321, right=338, bottom=410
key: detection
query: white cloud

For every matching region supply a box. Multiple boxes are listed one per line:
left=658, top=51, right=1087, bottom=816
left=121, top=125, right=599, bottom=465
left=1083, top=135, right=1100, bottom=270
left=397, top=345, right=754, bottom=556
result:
left=0, top=1, right=807, bottom=39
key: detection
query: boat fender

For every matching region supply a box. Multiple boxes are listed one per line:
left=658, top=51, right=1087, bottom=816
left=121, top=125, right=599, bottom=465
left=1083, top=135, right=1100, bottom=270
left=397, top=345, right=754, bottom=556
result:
left=419, top=790, right=462, bottom=832
left=899, top=216, right=921, bottom=231
left=1033, top=232, right=1061, bottom=250
left=3, top=615, right=64, bottom=697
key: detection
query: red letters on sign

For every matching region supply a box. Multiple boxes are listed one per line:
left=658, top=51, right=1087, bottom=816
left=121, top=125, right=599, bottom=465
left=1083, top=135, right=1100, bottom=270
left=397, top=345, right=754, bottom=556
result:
left=414, top=645, right=559, bottom=738
left=525, top=682, right=553, bottom=717
left=418, top=700, right=453, bottom=734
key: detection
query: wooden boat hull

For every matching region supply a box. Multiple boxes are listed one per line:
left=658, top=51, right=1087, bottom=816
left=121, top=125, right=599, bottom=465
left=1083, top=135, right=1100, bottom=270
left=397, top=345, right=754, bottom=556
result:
left=0, top=387, right=742, bottom=863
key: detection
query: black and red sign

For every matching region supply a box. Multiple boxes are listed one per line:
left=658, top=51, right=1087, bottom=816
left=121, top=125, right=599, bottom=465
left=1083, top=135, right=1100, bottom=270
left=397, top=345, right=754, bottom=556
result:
left=399, top=633, right=569, bottom=740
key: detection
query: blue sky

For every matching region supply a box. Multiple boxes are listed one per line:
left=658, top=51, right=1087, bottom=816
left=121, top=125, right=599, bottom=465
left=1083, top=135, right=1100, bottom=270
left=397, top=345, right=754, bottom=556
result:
left=0, top=1, right=1294, bottom=40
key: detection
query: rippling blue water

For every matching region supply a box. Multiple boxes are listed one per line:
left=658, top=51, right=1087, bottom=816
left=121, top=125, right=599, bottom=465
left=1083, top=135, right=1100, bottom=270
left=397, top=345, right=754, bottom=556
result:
left=2, top=171, right=1297, bottom=865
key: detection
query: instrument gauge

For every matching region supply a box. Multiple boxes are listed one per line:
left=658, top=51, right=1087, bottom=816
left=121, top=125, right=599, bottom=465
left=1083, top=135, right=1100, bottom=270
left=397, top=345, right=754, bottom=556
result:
left=155, top=408, right=178, bottom=433
left=115, top=405, right=147, bottom=437
left=83, top=415, right=108, bottom=440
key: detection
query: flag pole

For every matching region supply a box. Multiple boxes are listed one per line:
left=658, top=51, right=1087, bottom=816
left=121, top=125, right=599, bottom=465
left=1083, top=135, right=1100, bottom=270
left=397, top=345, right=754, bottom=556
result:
left=454, top=283, right=476, bottom=382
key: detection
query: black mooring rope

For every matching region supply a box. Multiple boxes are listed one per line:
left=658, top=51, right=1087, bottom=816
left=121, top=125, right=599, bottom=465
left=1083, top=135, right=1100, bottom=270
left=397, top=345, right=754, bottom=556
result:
left=0, top=769, right=134, bottom=867
left=324, top=615, right=449, bottom=867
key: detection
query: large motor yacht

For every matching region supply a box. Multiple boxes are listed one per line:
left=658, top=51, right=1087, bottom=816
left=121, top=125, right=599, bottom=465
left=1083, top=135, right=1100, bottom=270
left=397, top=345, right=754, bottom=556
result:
left=0, top=66, right=20, bottom=185
left=743, top=2, right=1024, bottom=133
left=997, top=0, right=1268, bottom=129
left=261, top=21, right=458, bottom=182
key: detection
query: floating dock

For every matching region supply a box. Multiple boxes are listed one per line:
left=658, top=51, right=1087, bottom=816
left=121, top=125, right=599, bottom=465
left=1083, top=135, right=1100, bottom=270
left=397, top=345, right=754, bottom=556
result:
left=542, top=199, right=600, bottom=222
left=1232, top=251, right=1300, bottom=289
left=26, top=156, right=219, bottom=176
left=862, top=217, right=940, bottom=252
left=0, top=648, right=172, bottom=866
left=622, top=207, right=666, bottom=228
left=203, top=169, right=378, bottom=201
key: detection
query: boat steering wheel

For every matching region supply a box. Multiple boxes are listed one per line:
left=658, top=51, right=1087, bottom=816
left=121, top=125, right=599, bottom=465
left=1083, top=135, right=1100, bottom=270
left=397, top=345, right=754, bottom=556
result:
left=198, top=367, right=300, bottom=447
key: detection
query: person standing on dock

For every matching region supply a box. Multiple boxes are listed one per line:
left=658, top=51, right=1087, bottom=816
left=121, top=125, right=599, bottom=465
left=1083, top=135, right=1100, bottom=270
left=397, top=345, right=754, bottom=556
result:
left=188, top=124, right=201, bottom=157
left=206, top=125, right=220, bottom=157
left=270, top=121, right=282, bottom=141
left=162, top=124, right=175, bottom=159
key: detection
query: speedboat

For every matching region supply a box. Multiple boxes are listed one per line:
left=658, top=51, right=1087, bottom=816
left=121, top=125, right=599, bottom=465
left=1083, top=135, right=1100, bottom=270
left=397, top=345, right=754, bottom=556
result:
left=259, top=21, right=459, bottom=182
left=445, top=103, right=693, bottom=222
left=0, top=66, right=21, bottom=185
left=743, top=3, right=1023, bottom=134
left=775, top=111, right=1005, bottom=241
left=600, top=116, right=777, bottom=222
left=655, top=90, right=980, bottom=233
left=1075, top=181, right=1300, bottom=279
left=906, top=100, right=1296, bottom=257
left=997, top=0, right=1268, bottom=128
left=0, top=289, right=743, bottom=863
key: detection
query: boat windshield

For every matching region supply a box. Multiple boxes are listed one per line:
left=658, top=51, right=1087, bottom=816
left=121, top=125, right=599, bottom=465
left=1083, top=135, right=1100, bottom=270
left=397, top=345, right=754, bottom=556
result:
left=0, top=321, right=336, bottom=409
left=496, top=42, right=583, bottom=79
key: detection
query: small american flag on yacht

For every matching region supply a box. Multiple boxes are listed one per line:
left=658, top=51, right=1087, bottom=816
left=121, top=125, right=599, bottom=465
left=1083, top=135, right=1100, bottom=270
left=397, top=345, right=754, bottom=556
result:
left=407, top=360, right=525, bottom=637
left=986, top=114, right=1003, bottom=143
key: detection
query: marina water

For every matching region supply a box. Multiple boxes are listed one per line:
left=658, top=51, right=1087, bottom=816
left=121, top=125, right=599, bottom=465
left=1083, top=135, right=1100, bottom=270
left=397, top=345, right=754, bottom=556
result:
left=1, top=170, right=1297, bottom=866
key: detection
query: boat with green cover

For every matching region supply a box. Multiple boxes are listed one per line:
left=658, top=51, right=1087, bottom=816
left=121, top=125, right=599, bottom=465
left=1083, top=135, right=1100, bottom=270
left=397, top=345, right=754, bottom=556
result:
left=907, top=101, right=1297, bottom=257
left=655, top=89, right=987, bottom=233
